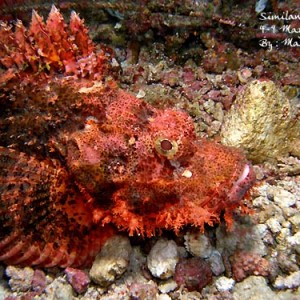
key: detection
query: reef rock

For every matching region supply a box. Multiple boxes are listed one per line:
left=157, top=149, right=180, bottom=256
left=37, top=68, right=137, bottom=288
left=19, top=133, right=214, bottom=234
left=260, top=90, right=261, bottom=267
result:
left=221, top=80, right=300, bottom=163
left=233, top=276, right=277, bottom=300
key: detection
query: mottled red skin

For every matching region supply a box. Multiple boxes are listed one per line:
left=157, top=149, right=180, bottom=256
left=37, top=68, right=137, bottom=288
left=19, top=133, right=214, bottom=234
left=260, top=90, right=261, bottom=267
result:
left=0, top=7, right=255, bottom=268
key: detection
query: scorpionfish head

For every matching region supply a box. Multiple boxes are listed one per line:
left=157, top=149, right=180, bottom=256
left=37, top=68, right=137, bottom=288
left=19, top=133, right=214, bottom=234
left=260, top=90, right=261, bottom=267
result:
left=65, top=90, right=256, bottom=237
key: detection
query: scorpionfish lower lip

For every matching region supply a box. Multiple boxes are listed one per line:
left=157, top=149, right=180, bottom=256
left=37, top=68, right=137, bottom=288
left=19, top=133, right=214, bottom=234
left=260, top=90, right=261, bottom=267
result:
left=228, top=163, right=256, bottom=203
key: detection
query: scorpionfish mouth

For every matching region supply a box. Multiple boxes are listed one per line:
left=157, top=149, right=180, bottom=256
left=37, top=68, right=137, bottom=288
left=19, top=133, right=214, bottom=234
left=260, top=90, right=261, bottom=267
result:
left=228, top=163, right=256, bottom=203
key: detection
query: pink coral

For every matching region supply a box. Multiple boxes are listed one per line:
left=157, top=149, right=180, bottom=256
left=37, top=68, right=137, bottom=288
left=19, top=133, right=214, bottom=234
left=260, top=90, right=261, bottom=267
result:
left=231, top=251, right=271, bottom=282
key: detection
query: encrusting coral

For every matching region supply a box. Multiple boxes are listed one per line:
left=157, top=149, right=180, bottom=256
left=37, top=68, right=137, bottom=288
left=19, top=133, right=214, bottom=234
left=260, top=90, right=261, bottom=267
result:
left=0, top=6, right=256, bottom=268
left=230, top=251, right=271, bottom=282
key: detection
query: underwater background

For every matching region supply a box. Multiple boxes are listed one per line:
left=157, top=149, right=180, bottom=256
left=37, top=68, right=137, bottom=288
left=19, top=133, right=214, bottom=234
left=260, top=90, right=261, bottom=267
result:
left=0, top=0, right=299, bottom=299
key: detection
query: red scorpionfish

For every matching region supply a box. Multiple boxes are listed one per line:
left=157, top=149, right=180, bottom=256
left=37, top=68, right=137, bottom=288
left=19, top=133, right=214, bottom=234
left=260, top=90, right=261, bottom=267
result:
left=0, top=6, right=256, bottom=268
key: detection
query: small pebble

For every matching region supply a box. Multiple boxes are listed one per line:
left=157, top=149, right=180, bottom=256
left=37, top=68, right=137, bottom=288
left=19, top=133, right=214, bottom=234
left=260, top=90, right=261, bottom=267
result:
left=54, top=281, right=74, bottom=300
left=31, top=269, right=46, bottom=294
left=184, top=231, right=213, bottom=258
left=273, top=188, right=296, bottom=209
left=136, top=89, right=146, bottom=98
left=129, top=282, right=158, bottom=299
left=5, top=266, right=34, bottom=292
left=44, top=277, right=74, bottom=300
left=289, top=213, right=300, bottom=231
left=215, top=276, right=235, bottom=292
left=147, top=239, right=179, bottom=279
left=256, top=223, right=268, bottom=237
left=287, top=231, right=300, bottom=254
left=266, top=217, right=282, bottom=234
left=156, top=294, right=172, bottom=300
left=158, top=279, right=177, bottom=293
left=274, top=271, right=300, bottom=289
left=237, top=68, right=252, bottom=84
left=65, top=267, right=90, bottom=294
left=89, top=235, right=132, bottom=287
left=207, top=250, right=225, bottom=276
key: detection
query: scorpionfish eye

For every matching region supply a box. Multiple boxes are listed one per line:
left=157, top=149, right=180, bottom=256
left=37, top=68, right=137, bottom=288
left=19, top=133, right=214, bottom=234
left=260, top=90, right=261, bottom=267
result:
left=154, top=137, right=178, bottom=159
